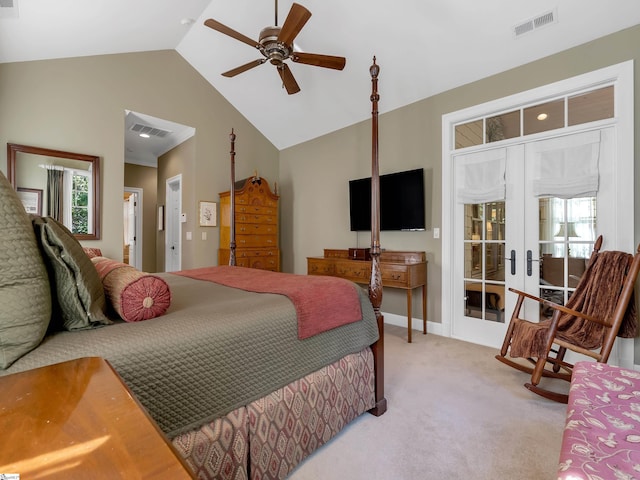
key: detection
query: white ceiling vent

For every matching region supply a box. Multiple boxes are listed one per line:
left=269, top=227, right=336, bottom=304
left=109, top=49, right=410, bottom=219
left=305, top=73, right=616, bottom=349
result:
left=514, top=9, right=558, bottom=38
left=130, top=123, right=172, bottom=138
left=0, top=0, right=19, bottom=19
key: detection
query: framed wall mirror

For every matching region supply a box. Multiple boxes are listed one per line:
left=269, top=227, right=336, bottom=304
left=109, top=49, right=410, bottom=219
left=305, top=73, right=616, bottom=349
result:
left=7, top=143, right=101, bottom=240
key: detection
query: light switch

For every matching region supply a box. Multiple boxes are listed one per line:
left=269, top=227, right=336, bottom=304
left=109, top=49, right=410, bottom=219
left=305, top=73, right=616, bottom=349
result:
left=186, top=231, right=192, bottom=240
left=202, top=231, right=207, bottom=240
left=433, top=227, right=440, bottom=239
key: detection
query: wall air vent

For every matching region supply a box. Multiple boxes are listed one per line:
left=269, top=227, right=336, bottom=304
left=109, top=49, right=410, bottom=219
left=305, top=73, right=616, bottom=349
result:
left=130, top=123, right=171, bottom=138
left=0, top=0, right=19, bottom=19
left=514, top=9, right=557, bottom=38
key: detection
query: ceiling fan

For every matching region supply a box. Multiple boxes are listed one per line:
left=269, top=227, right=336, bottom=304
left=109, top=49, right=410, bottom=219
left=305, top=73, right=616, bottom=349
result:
left=204, top=1, right=346, bottom=95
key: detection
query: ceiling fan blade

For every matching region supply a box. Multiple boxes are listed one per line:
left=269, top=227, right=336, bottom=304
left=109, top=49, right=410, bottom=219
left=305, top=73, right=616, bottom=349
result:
left=277, top=64, right=301, bottom=95
left=204, top=18, right=260, bottom=49
left=222, top=59, right=266, bottom=77
left=277, top=3, right=312, bottom=46
left=291, top=52, right=346, bottom=70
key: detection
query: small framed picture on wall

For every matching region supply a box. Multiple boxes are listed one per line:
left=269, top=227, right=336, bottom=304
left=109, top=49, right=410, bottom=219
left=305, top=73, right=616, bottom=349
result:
left=199, top=201, right=217, bottom=227
left=17, top=187, right=43, bottom=216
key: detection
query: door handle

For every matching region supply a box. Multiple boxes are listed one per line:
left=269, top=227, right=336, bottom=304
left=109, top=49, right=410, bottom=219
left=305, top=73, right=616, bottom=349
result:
left=527, top=250, right=540, bottom=277
left=505, top=250, right=516, bottom=275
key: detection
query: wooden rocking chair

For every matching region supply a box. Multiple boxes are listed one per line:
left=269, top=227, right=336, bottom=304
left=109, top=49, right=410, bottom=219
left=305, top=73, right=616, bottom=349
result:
left=495, top=235, right=640, bottom=403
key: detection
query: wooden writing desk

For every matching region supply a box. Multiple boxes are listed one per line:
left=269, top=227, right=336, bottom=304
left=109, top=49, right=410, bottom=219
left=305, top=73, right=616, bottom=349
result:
left=0, top=357, right=194, bottom=479
left=307, top=250, right=427, bottom=342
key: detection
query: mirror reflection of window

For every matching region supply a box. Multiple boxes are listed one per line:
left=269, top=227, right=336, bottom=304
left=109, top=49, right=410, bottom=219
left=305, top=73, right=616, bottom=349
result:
left=63, top=168, right=92, bottom=235
left=41, top=163, right=93, bottom=234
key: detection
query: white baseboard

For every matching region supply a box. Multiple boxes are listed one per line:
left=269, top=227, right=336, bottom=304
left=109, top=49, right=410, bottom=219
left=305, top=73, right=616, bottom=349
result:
left=382, top=311, right=443, bottom=337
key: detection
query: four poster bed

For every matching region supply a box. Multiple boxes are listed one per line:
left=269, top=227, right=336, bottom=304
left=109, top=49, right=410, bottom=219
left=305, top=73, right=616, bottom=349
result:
left=0, top=59, right=386, bottom=479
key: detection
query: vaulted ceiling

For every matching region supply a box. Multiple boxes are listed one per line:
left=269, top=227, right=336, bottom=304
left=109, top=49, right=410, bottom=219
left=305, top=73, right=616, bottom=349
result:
left=2, top=0, right=640, bottom=152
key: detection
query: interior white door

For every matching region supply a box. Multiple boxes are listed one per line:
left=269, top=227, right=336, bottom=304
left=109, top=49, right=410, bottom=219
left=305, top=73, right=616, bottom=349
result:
left=126, top=193, right=137, bottom=267
left=165, top=175, right=182, bottom=272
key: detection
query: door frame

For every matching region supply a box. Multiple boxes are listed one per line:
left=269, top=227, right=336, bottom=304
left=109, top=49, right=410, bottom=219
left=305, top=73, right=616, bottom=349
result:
left=441, top=61, right=634, bottom=364
left=124, top=187, right=143, bottom=271
left=165, top=174, right=182, bottom=272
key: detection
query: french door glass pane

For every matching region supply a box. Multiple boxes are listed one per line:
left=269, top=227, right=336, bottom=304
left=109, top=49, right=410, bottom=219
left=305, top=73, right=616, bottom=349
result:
left=464, top=201, right=506, bottom=322
left=538, top=196, right=596, bottom=318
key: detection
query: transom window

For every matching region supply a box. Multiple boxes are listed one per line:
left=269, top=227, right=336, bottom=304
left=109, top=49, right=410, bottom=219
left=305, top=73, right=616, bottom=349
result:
left=455, top=85, right=614, bottom=149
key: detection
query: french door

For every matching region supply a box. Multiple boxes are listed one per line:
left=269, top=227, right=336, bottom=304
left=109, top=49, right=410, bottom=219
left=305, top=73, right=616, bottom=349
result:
left=451, top=128, right=612, bottom=350
left=442, top=61, right=634, bottom=366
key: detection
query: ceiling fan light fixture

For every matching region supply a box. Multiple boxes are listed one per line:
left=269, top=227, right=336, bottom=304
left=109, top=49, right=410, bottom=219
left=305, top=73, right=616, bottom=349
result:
left=259, top=26, right=290, bottom=65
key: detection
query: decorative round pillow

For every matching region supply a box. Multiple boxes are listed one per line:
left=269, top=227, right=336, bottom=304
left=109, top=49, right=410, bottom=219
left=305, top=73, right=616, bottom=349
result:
left=91, top=257, right=171, bottom=322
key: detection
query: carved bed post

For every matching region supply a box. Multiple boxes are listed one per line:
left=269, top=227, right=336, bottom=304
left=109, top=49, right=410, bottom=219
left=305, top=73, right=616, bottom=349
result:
left=229, top=128, right=237, bottom=266
left=369, top=57, right=387, bottom=416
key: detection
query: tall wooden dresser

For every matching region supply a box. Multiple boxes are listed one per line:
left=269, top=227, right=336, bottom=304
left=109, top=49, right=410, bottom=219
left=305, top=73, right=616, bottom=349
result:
left=218, top=176, right=280, bottom=271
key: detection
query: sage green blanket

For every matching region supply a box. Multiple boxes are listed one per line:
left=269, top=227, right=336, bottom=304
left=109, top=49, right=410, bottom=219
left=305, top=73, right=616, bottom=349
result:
left=1, top=273, right=379, bottom=437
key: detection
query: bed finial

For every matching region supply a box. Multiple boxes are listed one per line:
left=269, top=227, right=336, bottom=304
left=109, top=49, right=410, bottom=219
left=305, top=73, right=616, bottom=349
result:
left=370, top=56, right=379, bottom=79
left=229, top=128, right=236, bottom=266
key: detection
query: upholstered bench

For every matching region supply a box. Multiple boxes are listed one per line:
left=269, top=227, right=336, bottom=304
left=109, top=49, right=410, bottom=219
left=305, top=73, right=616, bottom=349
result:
left=558, top=361, right=640, bottom=479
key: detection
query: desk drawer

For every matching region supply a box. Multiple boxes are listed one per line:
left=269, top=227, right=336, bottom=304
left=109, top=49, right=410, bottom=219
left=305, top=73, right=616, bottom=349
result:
left=381, top=265, right=408, bottom=286
left=307, top=258, right=336, bottom=275
left=335, top=260, right=370, bottom=282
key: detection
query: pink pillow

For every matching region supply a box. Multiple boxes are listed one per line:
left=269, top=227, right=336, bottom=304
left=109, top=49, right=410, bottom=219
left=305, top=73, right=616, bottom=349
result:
left=91, top=257, right=171, bottom=322
left=83, top=247, right=103, bottom=259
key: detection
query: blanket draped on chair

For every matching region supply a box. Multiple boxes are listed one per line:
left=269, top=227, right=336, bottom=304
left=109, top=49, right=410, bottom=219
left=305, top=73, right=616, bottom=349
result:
left=509, top=250, right=637, bottom=359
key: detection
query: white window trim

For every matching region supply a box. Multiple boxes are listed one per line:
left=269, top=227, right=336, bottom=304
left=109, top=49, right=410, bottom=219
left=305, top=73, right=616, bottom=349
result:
left=441, top=60, right=634, bottom=344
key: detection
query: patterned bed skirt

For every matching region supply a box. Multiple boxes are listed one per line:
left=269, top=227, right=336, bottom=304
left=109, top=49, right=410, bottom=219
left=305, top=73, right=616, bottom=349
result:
left=171, top=347, right=375, bottom=479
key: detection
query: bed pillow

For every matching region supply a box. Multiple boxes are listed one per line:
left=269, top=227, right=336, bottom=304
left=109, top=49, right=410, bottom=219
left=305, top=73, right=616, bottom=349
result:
left=91, top=256, right=172, bottom=322
left=32, top=216, right=111, bottom=330
left=83, top=247, right=103, bottom=259
left=0, top=171, right=52, bottom=369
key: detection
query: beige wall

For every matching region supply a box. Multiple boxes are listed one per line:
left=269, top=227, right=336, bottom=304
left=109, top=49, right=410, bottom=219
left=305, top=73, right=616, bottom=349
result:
left=0, top=50, right=279, bottom=264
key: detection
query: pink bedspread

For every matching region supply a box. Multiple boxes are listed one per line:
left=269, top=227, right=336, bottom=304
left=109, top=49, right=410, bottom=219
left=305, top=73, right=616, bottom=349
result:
left=558, top=361, right=640, bottom=480
left=174, top=266, right=363, bottom=339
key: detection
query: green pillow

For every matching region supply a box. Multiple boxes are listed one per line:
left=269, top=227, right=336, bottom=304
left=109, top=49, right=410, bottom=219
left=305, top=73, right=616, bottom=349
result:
left=0, top=171, right=52, bottom=369
left=32, top=216, right=111, bottom=330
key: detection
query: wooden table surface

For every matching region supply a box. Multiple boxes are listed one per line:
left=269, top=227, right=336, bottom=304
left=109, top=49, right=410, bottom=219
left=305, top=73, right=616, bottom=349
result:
left=0, top=357, right=194, bottom=479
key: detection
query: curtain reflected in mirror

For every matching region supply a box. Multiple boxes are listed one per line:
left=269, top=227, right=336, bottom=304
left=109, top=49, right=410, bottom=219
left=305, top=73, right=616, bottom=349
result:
left=7, top=143, right=101, bottom=240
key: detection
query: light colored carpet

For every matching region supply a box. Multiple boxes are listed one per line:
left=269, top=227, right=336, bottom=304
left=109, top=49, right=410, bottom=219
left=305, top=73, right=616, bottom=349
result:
left=289, top=324, right=567, bottom=479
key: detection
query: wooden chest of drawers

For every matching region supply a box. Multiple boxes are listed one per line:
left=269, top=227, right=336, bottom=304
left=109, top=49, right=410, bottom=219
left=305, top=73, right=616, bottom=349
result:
left=219, top=177, right=280, bottom=271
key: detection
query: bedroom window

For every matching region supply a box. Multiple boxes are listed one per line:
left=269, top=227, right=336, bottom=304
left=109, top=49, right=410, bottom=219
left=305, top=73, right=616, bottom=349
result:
left=454, top=84, right=615, bottom=150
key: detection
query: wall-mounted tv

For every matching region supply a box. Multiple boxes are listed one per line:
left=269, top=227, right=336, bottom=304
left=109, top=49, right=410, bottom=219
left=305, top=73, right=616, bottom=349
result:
left=349, top=168, right=426, bottom=231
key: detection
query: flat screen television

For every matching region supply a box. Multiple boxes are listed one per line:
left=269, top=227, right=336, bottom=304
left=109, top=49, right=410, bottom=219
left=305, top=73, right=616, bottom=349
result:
left=349, top=168, right=426, bottom=231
